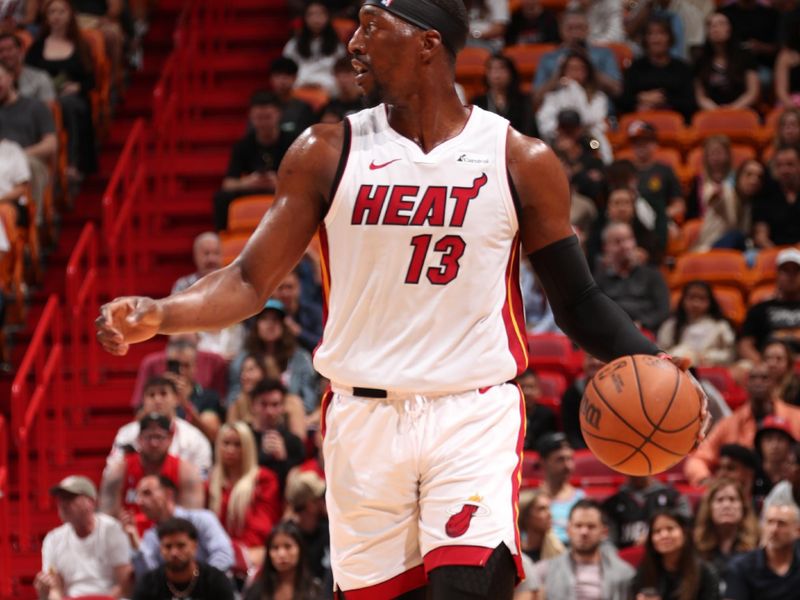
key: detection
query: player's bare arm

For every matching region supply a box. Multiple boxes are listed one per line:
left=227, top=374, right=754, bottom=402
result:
left=177, top=460, right=205, bottom=509
left=98, top=460, right=124, bottom=517
left=95, top=123, right=345, bottom=355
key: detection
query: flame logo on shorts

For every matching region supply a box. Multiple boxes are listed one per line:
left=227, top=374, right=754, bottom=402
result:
left=445, top=495, right=490, bottom=538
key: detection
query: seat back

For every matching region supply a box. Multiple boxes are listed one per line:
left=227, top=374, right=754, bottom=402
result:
left=691, top=109, right=761, bottom=145
left=227, top=195, right=275, bottom=234
left=292, top=86, right=330, bottom=113
left=751, top=245, right=797, bottom=286
left=503, top=43, right=557, bottom=85
left=455, top=46, right=491, bottom=98
left=219, top=231, right=251, bottom=266
left=670, top=249, right=749, bottom=293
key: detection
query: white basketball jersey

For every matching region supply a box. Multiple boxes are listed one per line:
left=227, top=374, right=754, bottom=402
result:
left=313, top=104, right=528, bottom=393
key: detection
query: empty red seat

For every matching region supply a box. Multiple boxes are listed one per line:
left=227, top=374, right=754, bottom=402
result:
left=695, top=366, right=748, bottom=410
left=528, top=333, right=581, bottom=377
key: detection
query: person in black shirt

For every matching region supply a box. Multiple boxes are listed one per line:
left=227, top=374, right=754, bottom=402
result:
left=518, top=369, right=557, bottom=452
left=753, top=146, right=800, bottom=248
left=504, top=0, right=559, bottom=46
left=720, top=0, right=779, bottom=71
left=267, top=57, right=316, bottom=143
left=724, top=503, right=800, bottom=600
left=212, top=91, right=289, bottom=230
left=694, top=12, right=760, bottom=111
left=560, top=353, right=603, bottom=450
left=320, top=56, right=366, bottom=124
left=620, top=16, right=696, bottom=122
left=133, top=517, right=233, bottom=600
left=244, top=520, right=323, bottom=600
left=471, top=54, right=536, bottom=137
left=248, top=378, right=304, bottom=490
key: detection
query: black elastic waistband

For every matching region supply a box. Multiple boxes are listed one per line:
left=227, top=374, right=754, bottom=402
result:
left=352, top=386, right=388, bottom=398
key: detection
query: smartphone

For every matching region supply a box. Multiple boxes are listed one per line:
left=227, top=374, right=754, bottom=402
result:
left=166, top=359, right=181, bottom=374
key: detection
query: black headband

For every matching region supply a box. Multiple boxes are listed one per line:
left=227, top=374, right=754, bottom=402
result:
left=363, top=0, right=467, bottom=55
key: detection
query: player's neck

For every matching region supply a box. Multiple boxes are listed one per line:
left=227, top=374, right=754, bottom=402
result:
left=385, top=91, right=471, bottom=154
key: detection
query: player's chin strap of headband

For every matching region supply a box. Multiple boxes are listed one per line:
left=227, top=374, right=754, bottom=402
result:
left=362, top=0, right=466, bottom=55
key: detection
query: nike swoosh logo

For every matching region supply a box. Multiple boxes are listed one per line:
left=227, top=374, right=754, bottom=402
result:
left=369, top=158, right=401, bottom=170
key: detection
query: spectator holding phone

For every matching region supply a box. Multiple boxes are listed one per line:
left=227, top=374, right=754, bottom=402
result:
left=212, top=91, right=289, bottom=231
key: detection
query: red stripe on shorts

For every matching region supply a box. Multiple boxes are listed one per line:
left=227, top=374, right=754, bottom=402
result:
left=501, top=235, right=529, bottom=376
left=510, top=384, right=526, bottom=581
left=341, top=564, right=426, bottom=599
left=423, top=545, right=495, bottom=572
left=320, top=388, right=333, bottom=439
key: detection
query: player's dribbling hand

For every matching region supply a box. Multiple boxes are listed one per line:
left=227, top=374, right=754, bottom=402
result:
left=95, top=296, right=164, bottom=356
left=659, top=353, right=711, bottom=447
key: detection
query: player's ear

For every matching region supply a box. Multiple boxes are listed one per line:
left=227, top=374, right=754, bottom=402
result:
left=420, top=29, right=445, bottom=62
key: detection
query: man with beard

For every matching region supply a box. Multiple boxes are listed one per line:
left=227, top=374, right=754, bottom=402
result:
left=132, top=517, right=233, bottom=600
left=537, top=499, right=635, bottom=600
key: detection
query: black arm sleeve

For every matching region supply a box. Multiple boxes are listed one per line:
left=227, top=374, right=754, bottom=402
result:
left=529, top=235, right=661, bottom=362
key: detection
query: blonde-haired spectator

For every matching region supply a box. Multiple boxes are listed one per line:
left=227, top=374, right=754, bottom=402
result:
left=208, top=422, right=282, bottom=571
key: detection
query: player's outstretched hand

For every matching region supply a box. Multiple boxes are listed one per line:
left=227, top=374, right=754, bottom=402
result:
left=659, top=353, right=710, bottom=447
left=95, top=296, right=164, bottom=356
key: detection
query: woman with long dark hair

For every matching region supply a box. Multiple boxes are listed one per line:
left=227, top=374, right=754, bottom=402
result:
left=633, top=509, right=720, bottom=600
left=282, top=1, right=346, bottom=96
left=656, top=280, right=735, bottom=366
left=764, top=339, right=800, bottom=406
left=694, top=12, right=759, bottom=110
left=25, top=0, right=97, bottom=181
left=472, top=54, right=535, bottom=136
left=228, top=300, right=318, bottom=415
left=244, top=520, right=323, bottom=600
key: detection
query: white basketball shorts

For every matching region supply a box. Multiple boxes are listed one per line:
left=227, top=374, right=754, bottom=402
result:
left=320, top=383, right=526, bottom=598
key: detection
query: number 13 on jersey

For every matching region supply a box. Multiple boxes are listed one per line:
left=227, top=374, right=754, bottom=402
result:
left=405, top=234, right=466, bottom=285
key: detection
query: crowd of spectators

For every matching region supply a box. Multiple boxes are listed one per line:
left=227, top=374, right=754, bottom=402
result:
left=28, top=0, right=800, bottom=598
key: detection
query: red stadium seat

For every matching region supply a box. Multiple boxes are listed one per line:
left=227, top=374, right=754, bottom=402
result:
left=528, top=333, right=582, bottom=377
left=619, top=545, right=645, bottom=567
left=670, top=249, right=749, bottom=294
left=537, top=371, right=568, bottom=399
left=695, top=366, right=748, bottom=410
left=572, top=449, right=622, bottom=483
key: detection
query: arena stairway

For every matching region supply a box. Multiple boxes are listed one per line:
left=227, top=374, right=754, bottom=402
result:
left=1, top=0, right=291, bottom=595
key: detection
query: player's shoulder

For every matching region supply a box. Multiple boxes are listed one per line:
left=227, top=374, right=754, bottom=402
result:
left=285, top=121, right=347, bottom=163
left=506, top=127, right=560, bottom=171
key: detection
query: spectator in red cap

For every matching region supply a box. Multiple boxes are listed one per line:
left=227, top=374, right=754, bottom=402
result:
left=755, top=415, right=797, bottom=492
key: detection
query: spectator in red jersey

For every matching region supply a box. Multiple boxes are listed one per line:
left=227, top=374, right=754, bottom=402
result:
left=108, top=376, right=212, bottom=480
left=208, top=422, right=281, bottom=573
left=694, top=478, right=759, bottom=587
left=99, top=413, right=205, bottom=534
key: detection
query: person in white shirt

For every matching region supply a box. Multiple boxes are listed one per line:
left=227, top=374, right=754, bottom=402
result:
left=34, top=475, right=132, bottom=600
left=0, top=130, right=30, bottom=255
left=107, top=376, right=213, bottom=479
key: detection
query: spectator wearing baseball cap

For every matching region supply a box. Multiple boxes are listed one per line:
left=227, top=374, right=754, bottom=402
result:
left=756, top=416, right=797, bottom=491
left=739, top=247, right=800, bottom=362
left=34, top=475, right=132, bottom=599
left=536, top=432, right=586, bottom=545
left=716, top=444, right=760, bottom=502
left=626, top=120, right=684, bottom=253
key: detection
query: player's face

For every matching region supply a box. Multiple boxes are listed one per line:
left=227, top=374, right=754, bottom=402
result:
left=160, top=532, right=197, bottom=572
left=240, top=356, right=265, bottom=393
left=348, top=6, right=422, bottom=103
left=710, top=485, right=743, bottom=526
left=269, top=532, right=300, bottom=573
left=764, top=343, right=791, bottom=379
left=142, top=385, right=177, bottom=415
left=763, top=505, right=800, bottom=550
left=219, top=428, right=243, bottom=468
left=650, top=515, right=685, bottom=558
left=567, top=508, right=604, bottom=555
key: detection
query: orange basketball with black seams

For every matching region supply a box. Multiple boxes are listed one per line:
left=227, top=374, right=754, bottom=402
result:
left=579, top=354, right=703, bottom=476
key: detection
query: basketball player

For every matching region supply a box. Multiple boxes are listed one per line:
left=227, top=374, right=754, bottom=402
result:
left=96, top=1, right=704, bottom=597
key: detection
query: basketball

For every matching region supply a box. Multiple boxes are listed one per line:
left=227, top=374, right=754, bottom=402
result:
left=579, top=355, right=703, bottom=476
